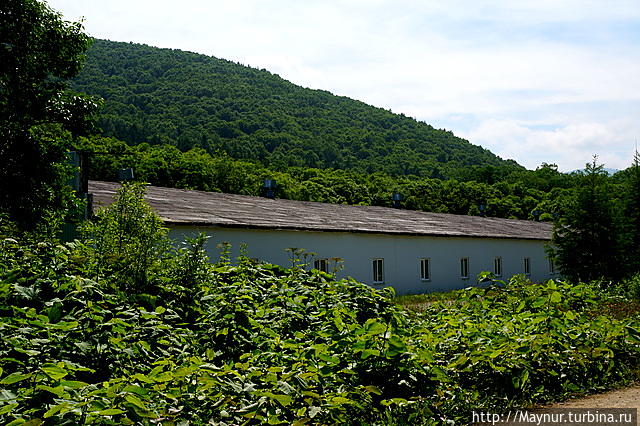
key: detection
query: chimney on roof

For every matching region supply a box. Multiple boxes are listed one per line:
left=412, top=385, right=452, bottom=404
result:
left=263, top=179, right=277, bottom=199
left=392, top=192, right=403, bottom=208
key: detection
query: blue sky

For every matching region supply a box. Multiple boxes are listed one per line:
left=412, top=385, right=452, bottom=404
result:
left=49, top=0, right=640, bottom=171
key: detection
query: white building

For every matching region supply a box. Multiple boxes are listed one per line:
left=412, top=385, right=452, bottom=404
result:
left=90, top=181, right=555, bottom=294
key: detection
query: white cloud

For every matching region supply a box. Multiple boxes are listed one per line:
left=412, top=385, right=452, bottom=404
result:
left=463, top=118, right=637, bottom=171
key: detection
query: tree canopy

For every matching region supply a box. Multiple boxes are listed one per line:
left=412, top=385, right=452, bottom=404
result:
left=0, top=0, right=95, bottom=229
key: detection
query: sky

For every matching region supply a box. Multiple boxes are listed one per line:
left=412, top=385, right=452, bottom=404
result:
left=48, top=0, right=640, bottom=171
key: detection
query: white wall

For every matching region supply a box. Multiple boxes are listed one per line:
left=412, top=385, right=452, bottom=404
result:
left=168, top=226, right=556, bottom=294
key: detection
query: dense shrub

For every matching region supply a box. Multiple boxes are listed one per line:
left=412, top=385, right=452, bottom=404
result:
left=409, top=279, right=640, bottom=416
left=1, top=187, right=639, bottom=424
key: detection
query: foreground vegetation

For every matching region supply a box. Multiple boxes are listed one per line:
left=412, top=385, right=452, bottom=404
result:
left=1, top=186, right=640, bottom=425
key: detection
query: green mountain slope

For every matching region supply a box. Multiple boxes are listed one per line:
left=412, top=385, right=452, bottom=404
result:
left=72, top=39, right=519, bottom=178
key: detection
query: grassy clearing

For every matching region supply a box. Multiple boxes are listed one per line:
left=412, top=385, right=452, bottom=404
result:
left=394, top=289, right=460, bottom=313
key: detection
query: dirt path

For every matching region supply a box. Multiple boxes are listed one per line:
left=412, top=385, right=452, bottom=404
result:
left=542, top=384, right=640, bottom=409
left=474, top=386, right=640, bottom=425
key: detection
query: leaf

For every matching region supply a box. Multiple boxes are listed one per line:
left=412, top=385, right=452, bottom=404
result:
left=333, top=310, right=345, bottom=331
left=360, top=349, right=380, bottom=359
left=550, top=291, right=562, bottom=303
left=308, top=406, right=321, bottom=418
left=429, top=366, right=449, bottom=382
left=277, top=381, right=295, bottom=395
left=131, top=373, right=154, bottom=384
left=0, top=403, right=18, bottom=416
left=364, top=321, right=387, bottom=336
left=40, top=363, right=68, bottom=381
left=380, top=398, right=408, bottom=406
left=532, top=297, right=547, bottom=308
left=47, top=302, right=63, bottom=323
left=36, top=385, right=68, bottom=398
left=54, top=321, right=79, bottom=331
left=317, top=353, right=340, bottom=364
left=98, top=408, right=126, bottom=415
left=124, top=394, right=147, bottom=409
left=364, top=385, right=382, bottom=395
left=123, top=385, right=148, bottom=396
left=0, top=389, right=17, bottom=402
left=60, top=380, right=89, bottom=389
left=269, top=394, right=293, bottom=407
left=331, top=396, right=352, bottom=405
left=385, top=335, right=407, bottom=357
left=44, top=402, right=70, bottom=418
left=74, top=342, right=92, bottom=353
left=0, top=372, right=32, bottom=385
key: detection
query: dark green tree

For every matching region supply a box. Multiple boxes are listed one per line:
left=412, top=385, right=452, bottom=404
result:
left=0, top=0, right=94, bottom=229
left=550, top=158, right=621, bottom=282
left=620, top=151, right=640, bottom=275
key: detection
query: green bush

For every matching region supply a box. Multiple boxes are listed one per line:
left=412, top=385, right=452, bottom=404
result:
left=80, top=182, right=170, bottom=294
left=618, top=273, right=640, bottom=301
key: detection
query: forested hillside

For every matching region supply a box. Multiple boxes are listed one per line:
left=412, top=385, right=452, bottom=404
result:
left=71, top=39, right=518, bottom=178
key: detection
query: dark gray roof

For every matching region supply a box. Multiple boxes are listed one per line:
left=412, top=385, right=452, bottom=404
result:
left=89, top=181, right=552, bottom=241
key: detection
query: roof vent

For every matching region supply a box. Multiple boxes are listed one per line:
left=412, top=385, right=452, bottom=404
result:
left=392, top=192, right=403, bottom=208
left=263, top=179, right=277, bottom=199
left=118, top=168, right=135, bottom=181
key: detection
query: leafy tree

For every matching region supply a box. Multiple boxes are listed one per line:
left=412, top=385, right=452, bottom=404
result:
left=550, top=158, right=621, bottom=282
left=82, top=182, right=169, bottom=293
left=0, top=0, right=94, bottom=229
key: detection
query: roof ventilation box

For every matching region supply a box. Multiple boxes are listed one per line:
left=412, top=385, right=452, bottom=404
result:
left=263, top=179, right=277, bottom=199
left=392, top=192, right=403, bottom=208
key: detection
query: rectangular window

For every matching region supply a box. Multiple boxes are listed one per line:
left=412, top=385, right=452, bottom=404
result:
left=549, top=258, right=555, bottom=274
left=460, top=257, right=469, bottom=279
left=314, top=258, right=329, bottom=273
left=524, top=257, right=531, bottom=275
left=420, top=258, right=431, bottom=281
left=372, top=258, right=384, bottom=283
left=494, top=257, right=502, bottom=277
